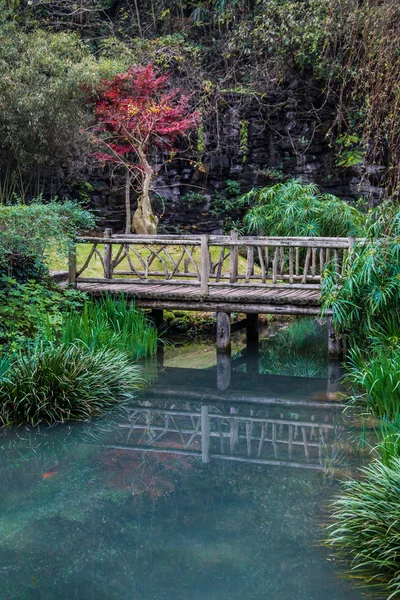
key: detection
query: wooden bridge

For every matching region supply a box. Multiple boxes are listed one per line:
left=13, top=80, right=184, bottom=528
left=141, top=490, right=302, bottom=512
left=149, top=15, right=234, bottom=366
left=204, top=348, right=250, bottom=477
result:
left=69, top=230, right=355, bottom=353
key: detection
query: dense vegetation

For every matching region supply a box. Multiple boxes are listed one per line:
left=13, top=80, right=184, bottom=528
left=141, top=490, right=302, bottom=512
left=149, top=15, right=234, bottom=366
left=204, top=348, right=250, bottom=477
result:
left=243, top=180, right=364, bottom=237
left=0, top=201, right=157, bottom=425
left=1, top=1, right=400, bottom=218
left=322, top=202, right=400, bottom=596
left=2, top=0, right=400, bottom=596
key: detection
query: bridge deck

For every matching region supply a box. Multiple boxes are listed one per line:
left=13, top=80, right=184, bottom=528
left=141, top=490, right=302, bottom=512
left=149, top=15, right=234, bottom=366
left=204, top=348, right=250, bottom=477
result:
left=76, top=282, right=322, bottom=314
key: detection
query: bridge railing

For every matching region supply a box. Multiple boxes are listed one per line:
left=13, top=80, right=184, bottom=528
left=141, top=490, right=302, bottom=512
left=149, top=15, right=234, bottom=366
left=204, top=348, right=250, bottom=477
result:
left=69, top=230, right=357, bottom=292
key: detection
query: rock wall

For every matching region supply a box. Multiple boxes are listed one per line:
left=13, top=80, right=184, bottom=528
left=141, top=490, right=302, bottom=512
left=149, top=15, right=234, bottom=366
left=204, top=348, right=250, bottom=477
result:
left=59, top=79, right=386, bottom=233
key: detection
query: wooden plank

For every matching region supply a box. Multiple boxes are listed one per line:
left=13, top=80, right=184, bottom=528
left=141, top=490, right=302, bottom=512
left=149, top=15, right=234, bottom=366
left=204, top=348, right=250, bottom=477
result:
left=103, top=228, right=113, bottom=279
left=245, top=246, right=254, bottom=283
left=302, top=248, right=312, bottom=284
left=200, top=234, right=210, bottom=295
left=272, top=247, right=279, bottom=284
left=229, top=230, right=239, bottom=283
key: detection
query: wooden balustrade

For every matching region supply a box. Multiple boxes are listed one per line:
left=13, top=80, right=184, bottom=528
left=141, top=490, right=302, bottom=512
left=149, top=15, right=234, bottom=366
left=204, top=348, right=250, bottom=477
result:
left=69, top=229, right=358, bottom=293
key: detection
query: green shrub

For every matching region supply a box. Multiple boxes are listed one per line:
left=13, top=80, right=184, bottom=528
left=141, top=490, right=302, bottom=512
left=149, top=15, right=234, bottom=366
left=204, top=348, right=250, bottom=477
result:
left=0, top=342, right=142, bottom=426
left=0, top=276, right=86, bottom=349
left=41, top=295, right=158, bottom=360
left=0, top=200, right=95, bottom=281
left=243, top=179, right=365, bottom=237
left=327, top=457, right=400, bottom=598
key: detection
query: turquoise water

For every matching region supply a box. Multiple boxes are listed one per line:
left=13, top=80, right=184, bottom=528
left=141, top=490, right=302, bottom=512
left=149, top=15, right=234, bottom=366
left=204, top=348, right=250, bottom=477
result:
left=0, top=320, right=371, bottom=600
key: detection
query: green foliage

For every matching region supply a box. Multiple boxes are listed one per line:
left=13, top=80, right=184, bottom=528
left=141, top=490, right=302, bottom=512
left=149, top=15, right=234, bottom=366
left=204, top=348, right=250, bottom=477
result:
left=239, top=120, right=249, bottom=163
left=0, top=342, right=142, bottom=426
left=327, top=457, right=400, bottom=598
left=0, top=200, right=95, bottom=281
left=0, top=26, right=131, bottom=181
left=42, top=295, right=158, bottom=361
left=209, top=179, right=246, bottom=231
left=321, top=200, right=400, bottom=343
left=335, top=134, right=364, bottom=168
left=344, top=345, right=400, bottom=421
left=0, top=276, right=86, bottom=349
left=243, top=179, right=364, bottom=237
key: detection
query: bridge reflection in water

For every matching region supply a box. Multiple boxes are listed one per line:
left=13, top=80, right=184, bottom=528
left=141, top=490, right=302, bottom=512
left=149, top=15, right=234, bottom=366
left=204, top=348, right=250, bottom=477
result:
left=103, top=346, right=360, bottom=474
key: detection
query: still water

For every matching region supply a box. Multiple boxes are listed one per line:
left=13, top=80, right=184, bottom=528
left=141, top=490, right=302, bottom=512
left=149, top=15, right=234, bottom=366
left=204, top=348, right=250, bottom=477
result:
left=0, top=319, right=371, bottom=600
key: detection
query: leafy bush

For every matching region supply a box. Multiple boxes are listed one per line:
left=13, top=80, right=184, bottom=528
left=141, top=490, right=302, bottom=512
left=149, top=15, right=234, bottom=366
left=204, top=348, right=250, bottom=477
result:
left=0, top=276, right=86, bottom=349
left=0, top=342, right=142, bottom=426
left=327, top=456, right=400, bottom=599
left=243, top=179, right=364, bottom=237
left=0, top=27, right=131, bottom=182
left=41, top=295, right=158, bottom=360
left=0, top=200, right=95, bottom=281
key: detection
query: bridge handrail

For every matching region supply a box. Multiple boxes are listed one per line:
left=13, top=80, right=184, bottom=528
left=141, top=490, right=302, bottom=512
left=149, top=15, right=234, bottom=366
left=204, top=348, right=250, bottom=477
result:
left=70, top=230, right=360, bottom=291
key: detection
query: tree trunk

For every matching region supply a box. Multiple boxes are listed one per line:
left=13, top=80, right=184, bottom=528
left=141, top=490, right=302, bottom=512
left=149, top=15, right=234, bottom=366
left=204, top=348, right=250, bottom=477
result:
left=125, top=168, right=132, bottom=234
left=132, top=150, right=159, bottom=234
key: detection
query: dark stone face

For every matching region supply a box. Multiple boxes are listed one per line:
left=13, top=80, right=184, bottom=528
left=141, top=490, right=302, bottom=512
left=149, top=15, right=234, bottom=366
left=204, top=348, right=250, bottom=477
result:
left=30, top=79, right=386, bottom=233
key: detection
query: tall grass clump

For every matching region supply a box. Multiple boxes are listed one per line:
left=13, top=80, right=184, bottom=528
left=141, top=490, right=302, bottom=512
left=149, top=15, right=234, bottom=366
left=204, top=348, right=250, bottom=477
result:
left=327, top=456, right=400, bottom=599
left=344, top=345, right=400, bottom=421
left=42, top=295, right=158, bottom=360
left=0, top=342, right=142, bottom=426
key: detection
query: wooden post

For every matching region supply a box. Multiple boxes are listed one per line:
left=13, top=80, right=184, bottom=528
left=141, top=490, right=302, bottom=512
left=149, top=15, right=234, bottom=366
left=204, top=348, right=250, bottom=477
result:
left=217, top=350, right=231, bottom=390
left=216, top=312, right=231, bottom=351
left=68, top=244, right=77, bottom=286
left=201, top=405, right=210, bottom=464
left=229, top=229, right=238, bottom=283
left=327, top=316, right=342, bottom=357
left=246, top=313, right=259, bottom=345
left=200, top=234, right=210, bottom=295
left=348, top=235, right=355, bottom=250
left=103, top=228, right=113, bottom=279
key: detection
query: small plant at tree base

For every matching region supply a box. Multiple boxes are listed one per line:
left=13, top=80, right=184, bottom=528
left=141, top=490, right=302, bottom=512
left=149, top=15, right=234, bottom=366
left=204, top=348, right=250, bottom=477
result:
left=91, top=64, right=199, bottom=234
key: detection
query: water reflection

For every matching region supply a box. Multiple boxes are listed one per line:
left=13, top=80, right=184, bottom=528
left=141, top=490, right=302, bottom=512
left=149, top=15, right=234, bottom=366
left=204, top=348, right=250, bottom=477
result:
left=0, top=319, right=373, bottom=600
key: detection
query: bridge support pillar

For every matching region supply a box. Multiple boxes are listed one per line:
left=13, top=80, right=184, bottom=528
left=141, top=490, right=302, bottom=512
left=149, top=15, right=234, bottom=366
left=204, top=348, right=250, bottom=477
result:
left=149, top=309, right=163, bottom=330
left=216, top=312, right=231, bottom=352
left=217, top=350, right=231, bottom=390
left=327, top=316, right=343, bottom=357
left=246, top=313, right=259, bottom=345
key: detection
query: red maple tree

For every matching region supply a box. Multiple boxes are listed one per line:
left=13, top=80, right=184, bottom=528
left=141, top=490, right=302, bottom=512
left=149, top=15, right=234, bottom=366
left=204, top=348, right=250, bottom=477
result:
left=91, top=65, right=199, bottom=234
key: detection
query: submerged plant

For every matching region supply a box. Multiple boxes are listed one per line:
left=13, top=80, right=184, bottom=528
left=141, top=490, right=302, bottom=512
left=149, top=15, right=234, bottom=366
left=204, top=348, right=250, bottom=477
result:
left=0, top=342, right=142, bottom=426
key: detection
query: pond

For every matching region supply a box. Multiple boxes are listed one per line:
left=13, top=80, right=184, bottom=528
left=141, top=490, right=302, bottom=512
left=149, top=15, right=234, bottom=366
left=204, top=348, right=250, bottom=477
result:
left=0, top=318, right=372, bottom=600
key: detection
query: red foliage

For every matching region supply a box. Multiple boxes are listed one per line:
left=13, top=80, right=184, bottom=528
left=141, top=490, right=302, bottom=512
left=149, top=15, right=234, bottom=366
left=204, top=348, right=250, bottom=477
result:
left=92, top=64, right=199, bottom=165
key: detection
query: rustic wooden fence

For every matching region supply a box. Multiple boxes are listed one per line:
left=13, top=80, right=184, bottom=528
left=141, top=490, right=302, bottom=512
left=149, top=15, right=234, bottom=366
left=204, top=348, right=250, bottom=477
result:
left=69, top=230, right=356, bottom=293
